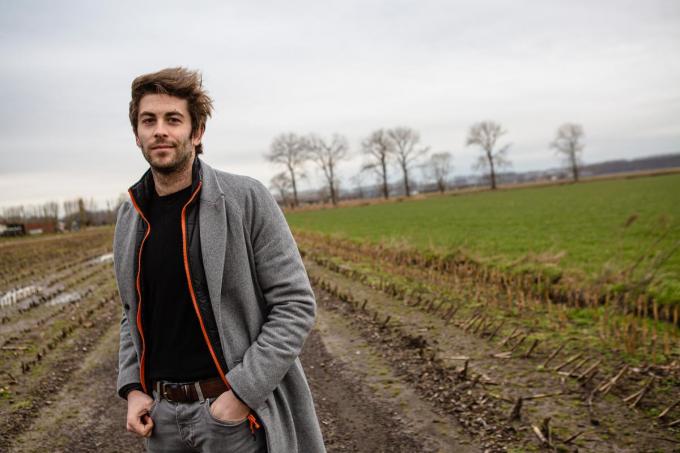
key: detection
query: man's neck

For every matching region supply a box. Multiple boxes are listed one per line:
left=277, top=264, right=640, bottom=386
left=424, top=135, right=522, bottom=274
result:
left=151, top=156, right=195, bottom=196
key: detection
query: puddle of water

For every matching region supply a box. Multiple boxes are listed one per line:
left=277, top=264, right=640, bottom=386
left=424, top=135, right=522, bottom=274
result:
left=47, top=291, right=82, bottom=306
left=84, top=253, right=114, bottom=267
left=0, top=285, right=41, bottom=308
left=98, top=253, right=114, bottom=263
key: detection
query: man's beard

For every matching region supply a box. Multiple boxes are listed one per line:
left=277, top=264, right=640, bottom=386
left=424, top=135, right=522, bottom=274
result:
left=143, top=138, right=194, bottom=175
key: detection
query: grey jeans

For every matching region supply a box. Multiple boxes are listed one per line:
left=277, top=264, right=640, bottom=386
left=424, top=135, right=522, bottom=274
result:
left=146, top=392, right=267, bottom=453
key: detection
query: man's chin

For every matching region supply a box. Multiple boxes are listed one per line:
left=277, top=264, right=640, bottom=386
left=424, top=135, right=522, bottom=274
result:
left=147, top=152, right=194, bottom=175
left=150, top=161, right=182, bottom=175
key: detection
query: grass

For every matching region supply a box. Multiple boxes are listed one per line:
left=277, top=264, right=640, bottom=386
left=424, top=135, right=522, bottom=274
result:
left=287, top=174, right=680, bottom=304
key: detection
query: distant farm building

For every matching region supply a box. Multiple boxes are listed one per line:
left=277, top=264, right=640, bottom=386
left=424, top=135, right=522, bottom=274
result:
left=0, top=220, right=57, bottom=237
left=0, top=223, right=26, bottom=237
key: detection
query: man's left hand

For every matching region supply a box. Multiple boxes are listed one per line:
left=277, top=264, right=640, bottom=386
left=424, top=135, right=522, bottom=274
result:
left=209, top=390, right=251, bottom=423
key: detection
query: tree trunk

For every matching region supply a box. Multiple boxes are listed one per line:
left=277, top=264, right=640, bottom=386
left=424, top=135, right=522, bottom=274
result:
left=380, top=157, right=389, bottom=199
left=402, top=164, right=411, bottom=197
left=289, top=168, right=299, bottom=207
left=487, top=149, right=497, bottom=190
left=571, top=152, right=579, bottom=182
left=329, top=180, right=337, bottom=206
left=329, top=166, right=337, bottom=206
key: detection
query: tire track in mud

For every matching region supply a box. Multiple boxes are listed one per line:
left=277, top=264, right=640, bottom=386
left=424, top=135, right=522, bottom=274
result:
left=306, top=299, right=480, bottom=452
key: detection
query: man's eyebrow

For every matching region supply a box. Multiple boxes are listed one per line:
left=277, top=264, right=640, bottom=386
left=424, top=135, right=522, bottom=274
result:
left=138, top=110, right=185, bottom=118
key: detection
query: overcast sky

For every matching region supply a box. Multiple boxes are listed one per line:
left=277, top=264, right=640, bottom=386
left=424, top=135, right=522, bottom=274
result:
left=1, top=0, right=679, bottom=209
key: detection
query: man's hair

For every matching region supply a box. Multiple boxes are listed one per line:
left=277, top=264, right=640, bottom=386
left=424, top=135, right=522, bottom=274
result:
left=129, top=67, right=214, bottom=154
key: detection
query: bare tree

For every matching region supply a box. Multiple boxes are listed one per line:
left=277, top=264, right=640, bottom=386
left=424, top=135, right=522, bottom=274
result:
left=63, top=199, right=79, bottom=219
left=361, top=129, right=393, bottom=199
left=426, top=152, right=453, bottom=193
left=465, top=121, right=511, bottom=190
left=40, top=201, right=59, bottom=227
left=78, top=198, right=88, bottom=226
left=265, top=133, right=309, bottom=207
left=307, top=134, right=348, bottom=206
left=1, top=205, right=25, bottom=223
left=387, top=127, right=430, bottom=197
left=550, top=123, right=585, bottom=182
left=85, top=198, right=99, bottom=213
left=269, top=172, right=293, bottom=208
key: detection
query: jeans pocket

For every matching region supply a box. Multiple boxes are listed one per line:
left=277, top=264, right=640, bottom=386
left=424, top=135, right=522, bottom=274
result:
left=205, top=398, right=248, bottom=428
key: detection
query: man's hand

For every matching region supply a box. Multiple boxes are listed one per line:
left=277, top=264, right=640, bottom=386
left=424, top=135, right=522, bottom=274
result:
left=126, top=390, right=154, bottom=437
left=209, top=390, right=250, bottom=423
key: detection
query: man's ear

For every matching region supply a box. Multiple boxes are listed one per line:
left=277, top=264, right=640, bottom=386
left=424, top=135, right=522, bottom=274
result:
left=192, top=125, right=205, bottom=147
left=135, top=135, right=141, bottom=148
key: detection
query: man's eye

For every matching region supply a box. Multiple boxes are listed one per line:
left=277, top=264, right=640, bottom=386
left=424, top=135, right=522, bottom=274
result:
left=168, top=117, right=181, bottom=124
left=141, top=118, right=154, bottom=125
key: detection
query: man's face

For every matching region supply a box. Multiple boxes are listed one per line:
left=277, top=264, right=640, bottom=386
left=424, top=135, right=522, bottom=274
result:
left=135, top=94, right=202, bottom=174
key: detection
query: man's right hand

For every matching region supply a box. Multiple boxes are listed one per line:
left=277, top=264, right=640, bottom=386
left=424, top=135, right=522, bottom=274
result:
left=126, top=390, right=155, bottom=437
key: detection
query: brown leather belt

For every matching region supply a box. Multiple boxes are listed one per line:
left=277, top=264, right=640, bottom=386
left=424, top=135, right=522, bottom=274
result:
left=152, top=377, right=228, bottom=403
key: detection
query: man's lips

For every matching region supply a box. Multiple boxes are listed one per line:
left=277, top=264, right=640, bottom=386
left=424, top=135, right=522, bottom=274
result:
left=151, top=145, right=175, bottom=151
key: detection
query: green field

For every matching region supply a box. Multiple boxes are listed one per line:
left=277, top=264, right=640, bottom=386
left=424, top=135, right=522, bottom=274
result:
left=286, top=174, right=680, bottom=304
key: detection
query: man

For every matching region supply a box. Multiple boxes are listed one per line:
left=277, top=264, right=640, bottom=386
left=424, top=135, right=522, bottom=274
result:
left=114, top=67, right=325, bottom=453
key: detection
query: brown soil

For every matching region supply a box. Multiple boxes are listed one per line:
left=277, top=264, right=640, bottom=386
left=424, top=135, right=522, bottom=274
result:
left=3, top=229, right=678, bottom=453
left=305, top=301, right=479, bottom=452
left=2, top=289, right=482, bottom=452
left=300, top=254, right=680, bottom=452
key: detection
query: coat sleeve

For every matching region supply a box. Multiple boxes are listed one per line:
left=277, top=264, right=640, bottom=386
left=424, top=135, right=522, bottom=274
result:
left=114, top=202, right=142, bottom=399
left=117, top=307, right=142, bottom=398
left=225, top=180, right=316, bottom=411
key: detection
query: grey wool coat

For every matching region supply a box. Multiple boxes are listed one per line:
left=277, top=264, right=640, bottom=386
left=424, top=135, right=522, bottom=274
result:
left=114, top=158, right=326, bottom=453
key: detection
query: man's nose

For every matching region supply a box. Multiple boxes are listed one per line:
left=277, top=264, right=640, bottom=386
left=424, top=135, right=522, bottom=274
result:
left=153, top=120, right=169, bottom=137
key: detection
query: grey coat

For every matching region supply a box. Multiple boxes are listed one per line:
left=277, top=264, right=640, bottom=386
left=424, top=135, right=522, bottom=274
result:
left=114, top=159, right=325, bottom=453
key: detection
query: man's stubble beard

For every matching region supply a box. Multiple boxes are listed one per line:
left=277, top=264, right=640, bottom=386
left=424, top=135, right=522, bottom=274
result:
left=143, top=137, right=195, bottom=176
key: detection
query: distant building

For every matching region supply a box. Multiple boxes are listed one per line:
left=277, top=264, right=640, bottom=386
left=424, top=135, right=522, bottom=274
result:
left=25, top=221, right=57, bottom=235
left=0, top=220, right=57, bottom=237
left=0, top=223, right=26, bottom=237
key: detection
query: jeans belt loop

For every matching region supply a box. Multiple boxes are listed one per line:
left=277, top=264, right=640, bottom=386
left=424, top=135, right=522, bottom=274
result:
left=194, top=381, right=205, bottom=402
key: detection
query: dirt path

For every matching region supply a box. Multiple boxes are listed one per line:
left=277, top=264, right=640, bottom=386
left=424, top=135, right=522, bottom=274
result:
left=6, top=285, right=474, bottom=452
left=305, top=303, right=478, bottom=452
left=8, top=322, right=145, bottom=453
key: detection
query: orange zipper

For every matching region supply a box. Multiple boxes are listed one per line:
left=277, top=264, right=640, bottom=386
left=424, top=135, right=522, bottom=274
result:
left=128, top=189, right=151, bottom=394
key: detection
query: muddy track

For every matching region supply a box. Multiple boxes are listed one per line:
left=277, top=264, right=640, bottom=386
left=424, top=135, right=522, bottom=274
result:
left=0, top=294, right=120, bottom=451
left=4, top=294, right=470, bottom=452
left=301, top=254, right=680, bottom=452
left=0, top=228, right=113, bottom=290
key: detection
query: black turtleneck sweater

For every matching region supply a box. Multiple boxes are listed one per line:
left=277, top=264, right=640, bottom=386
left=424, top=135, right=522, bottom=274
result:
left=141, top=185, right=216, bottom=382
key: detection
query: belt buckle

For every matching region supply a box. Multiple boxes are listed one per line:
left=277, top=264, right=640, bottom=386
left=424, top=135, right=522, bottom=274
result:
left=162, top=382, right=179, bottom=402
left=163, top=382, right=192, bottom=402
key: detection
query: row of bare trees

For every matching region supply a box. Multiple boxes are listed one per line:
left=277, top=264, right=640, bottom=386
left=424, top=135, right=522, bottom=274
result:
left=465, top=121, right=585, bottom=189
left=0, top=201, right=60, bottom=224
left=265, top=121, right=586, bottom=206
left=266, top=133, right=349, bottom=207
left=361, top=127, right=431, bottom=199
left=1, top=196, right=126, bottom=230
left=265, top=127, right=436, bottom=206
